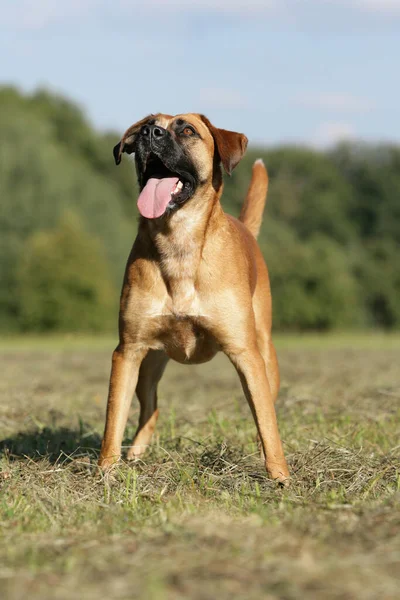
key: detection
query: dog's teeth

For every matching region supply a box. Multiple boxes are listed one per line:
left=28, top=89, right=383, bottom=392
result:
left=171, top=180, right=184, bottom=196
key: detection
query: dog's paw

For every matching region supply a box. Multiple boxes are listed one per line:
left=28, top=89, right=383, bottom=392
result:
left=97, top=453, right=121, bottom=471
left=266, top=462, right=290, bottom=487
left=126, top=444, right=149, bottom=461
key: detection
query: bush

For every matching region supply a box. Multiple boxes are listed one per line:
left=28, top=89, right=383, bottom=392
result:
left=261, top=224, right=362, bottom=330
left=16, top=213, right=118, bottom=332
left=354, top=240, right=400, bottom=329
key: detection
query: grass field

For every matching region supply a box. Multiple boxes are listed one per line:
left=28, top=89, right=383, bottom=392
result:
left=1, top=335, right=399, bottom=599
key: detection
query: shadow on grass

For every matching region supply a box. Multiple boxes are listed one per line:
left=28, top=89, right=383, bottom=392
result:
left=0, top=423, right=102, bottom=463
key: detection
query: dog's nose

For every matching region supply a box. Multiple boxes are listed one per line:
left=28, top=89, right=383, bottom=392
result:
left=153, top=126, right=165, bottom=138
left=140, top=124, right=167, bottom=139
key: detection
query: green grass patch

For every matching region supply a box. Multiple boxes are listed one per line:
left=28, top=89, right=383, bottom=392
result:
left=0, top=338, right=399, bottom=599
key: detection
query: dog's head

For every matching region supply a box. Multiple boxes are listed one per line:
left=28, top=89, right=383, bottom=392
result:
left=113, top=113, right=248, bottom=219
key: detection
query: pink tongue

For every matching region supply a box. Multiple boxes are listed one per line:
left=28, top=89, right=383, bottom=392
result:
left=137, top=177, right=179, bottom=219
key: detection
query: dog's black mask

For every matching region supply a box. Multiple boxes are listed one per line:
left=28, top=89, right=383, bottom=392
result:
left=113, top=114, right=248, bottom=219
left=133, top=120, right=199, bottom=216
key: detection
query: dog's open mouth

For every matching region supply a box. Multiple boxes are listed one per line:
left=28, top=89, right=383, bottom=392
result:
left=138, top=155, right=193, bottom=219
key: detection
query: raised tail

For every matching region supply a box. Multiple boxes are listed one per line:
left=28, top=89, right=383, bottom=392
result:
left=239, top=159, right=269, bottom=239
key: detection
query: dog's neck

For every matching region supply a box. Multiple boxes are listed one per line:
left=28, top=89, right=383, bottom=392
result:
left=139, top=185, right=224, bottom=305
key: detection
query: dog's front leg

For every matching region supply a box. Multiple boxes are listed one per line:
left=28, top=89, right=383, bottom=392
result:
left=98, top=344, right=147, bottom=469
left=228, top=345, right=289, bottom=485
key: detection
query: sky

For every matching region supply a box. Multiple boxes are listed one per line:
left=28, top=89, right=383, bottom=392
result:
left=1, top=0, right=400, bottom=148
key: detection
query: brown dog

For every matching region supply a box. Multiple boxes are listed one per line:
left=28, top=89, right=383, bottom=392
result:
left=98, top=113, right=289, bottom=484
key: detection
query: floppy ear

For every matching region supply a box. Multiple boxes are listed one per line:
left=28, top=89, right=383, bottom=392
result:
left=200, top=115, right=248, bottom=175
left=113, top=114, right=159, bottom=165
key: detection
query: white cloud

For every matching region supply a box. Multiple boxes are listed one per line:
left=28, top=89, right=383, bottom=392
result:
left=121, top=0, right=279, bottom=14
left=2, top=0, right=98, bottom=30
left=311, top=122, right=356, bottom=148
left=296, top=93, right=375, bottom=113
left=353, top=0, right=400, bottom=13
left=129, top=0, right=400, bottom=14
left=197, top=88, right=249, bottom=110
left=3, top=0, right=400, bottom=32
left=2, top=0, right=279, bottom=30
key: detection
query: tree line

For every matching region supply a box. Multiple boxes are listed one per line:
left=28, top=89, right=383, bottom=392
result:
left=1, top=86, right=399, bottom=332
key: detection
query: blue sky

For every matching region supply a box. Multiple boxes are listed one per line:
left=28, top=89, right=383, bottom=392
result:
left=1, top=0, right=400, bottom=147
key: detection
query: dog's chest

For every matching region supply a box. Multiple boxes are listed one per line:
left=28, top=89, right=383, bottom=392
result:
left=140, top=284, right=218, bottom=364
left=164, top=287, right=217, bottom=363
left=158, top=314, right=217, bottom=364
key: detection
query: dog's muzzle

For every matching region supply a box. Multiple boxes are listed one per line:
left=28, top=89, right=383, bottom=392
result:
left=140, top=124, right=168, bottom=150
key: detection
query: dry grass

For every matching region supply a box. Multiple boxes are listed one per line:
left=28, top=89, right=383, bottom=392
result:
left=0, top=335, right=399, bottom=599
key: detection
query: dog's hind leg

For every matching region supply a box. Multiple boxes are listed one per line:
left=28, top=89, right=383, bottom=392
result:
left=126, top=350, right=169, bottom=461
left=257, top=335, right=280, bottom=404
left=255, top=334, right=280, bottom=460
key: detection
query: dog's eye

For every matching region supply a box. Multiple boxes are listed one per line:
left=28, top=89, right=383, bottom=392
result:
left=183, top=126, right=195, bottom=136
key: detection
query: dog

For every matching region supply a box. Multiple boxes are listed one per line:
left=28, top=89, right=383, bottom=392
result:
left=98, top=113, right=289, bottom=484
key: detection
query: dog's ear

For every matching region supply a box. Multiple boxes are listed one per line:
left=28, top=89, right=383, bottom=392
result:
left=200, top=115, right=248, bottom=175
left=113, top=114, right=159, bottom=165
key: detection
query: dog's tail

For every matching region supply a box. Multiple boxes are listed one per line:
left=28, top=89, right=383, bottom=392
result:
left=239, top=159, right=269, bottom=239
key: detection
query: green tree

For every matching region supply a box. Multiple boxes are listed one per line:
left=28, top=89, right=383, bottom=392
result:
left=261, top=223, right=362, bottom=330
left=1, top=85, right=399, bottom=333
left=0, top=92, right=134, bottom=329
left=354, top=240, right=400, bottom=329
left=17, top=212, right=117, bottom=332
